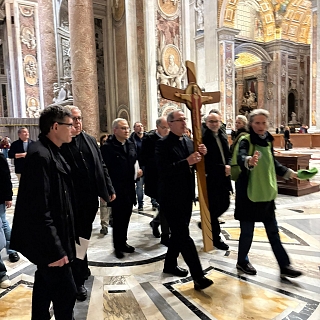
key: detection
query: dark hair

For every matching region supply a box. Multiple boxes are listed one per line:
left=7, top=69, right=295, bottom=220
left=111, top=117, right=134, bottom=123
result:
left=100, top=134, right=107, bottom=145
left=39, top=105, right=72, bottom=135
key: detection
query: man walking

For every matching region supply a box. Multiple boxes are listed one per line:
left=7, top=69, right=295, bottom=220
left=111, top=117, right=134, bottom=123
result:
left=8, top=127, right=33, bottom=181
left=101, top=118, right=142, bottom=259
left=10, top=105, right=77, bottom=320
left=155, top=110, right=213, bottom=291
left=140, top=117, right=170, bottom=245
left=60, top=106, right=115, bottom=301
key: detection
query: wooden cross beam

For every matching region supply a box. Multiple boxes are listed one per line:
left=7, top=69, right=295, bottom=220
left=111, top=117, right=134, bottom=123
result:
left=159, top=60, right=220, bottom=252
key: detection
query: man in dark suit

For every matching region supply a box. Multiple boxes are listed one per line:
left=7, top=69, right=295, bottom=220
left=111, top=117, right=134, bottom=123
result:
left=60, top=106, right=115, bottom=301
left=202, top=112, right=232, bottom=250
left=8, top=127, right=33, bottom=181
left=101, top=118, right=142, bottom=259
left=11, top=105, right=77, bottom=319
left=155, top=110, right=213, bottom=291
left=140, top=117, right=170, bottom=244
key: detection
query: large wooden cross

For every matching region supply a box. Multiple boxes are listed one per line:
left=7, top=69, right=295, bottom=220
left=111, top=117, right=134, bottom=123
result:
left=159, top=61, right=220, bottom=252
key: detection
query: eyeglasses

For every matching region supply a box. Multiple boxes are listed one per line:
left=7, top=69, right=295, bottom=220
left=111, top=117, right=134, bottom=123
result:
left=57, top=122, right=74, bottom=128
left=169, top=117, right=187, bottom=123
left=159, top=125, right=169, bottom=130
left=72, top=116, right=83, bottom=122
left=118, top=127, right=131, bottom=131
left=207, top=120, right=221, bottom=124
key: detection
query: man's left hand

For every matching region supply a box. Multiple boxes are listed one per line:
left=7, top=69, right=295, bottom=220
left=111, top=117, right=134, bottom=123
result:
left=5, top=201, right=12, bottom=209
left=137, top=169, right=143, bottom=178
left=198, top=144, right=207, bottom=155
left=109, top=194, right=116, bottom=202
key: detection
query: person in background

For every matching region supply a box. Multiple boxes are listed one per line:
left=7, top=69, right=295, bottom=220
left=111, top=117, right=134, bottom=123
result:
left=129, top=122, right=146, bottom=211
left=284, top=126, right=290, bottom=150
left=235, top=109, right=302, bottom=279
left=0, top=137, right=10, bottom=159
left=185, top=128, right=192, bottom=139
left=99, top=134, right=112, bottom=235
left=230, top=115, right=248, bottom=151
left=8, top=127, right=33, bottom=181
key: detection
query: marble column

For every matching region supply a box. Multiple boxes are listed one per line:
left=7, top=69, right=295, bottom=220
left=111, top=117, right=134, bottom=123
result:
left=38, top=0, right=57, bottom=108
left=217, top=27, right=239, bottom=129
left=68, top=0, right=99, bottom=138
left=236, top=80, right=244, bottom=113
left=257, top=74, right=266, bottom=109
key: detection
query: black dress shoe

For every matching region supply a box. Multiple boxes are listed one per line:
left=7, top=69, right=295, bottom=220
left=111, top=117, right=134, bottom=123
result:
left=100, top=227, right=108, bottom=235
left=76, top=285, right=87, bottom=301
left=280, top=265, right=302, bottom=279
left=150, top=221, right=160, bottom=238
left=236, top=262, right=257, bottom=275
left=194, top=276, right=213, bottom=291
left=121, top=243, right=135, bottom=253
left=214, top=240, right=229, bottom=251
left=115, top=250, right=124, bottom=259
left=163, top=266, right=188, bottom=277
left=8, top=252, right=20, bottom=263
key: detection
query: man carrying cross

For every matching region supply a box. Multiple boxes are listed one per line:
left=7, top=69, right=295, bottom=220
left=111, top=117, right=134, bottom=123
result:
left=155, top=110, right=213, bottom=291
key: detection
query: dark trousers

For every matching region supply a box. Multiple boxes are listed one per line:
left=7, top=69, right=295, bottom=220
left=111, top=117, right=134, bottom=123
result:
left=112, top=197, right=133, bottom=250
left=164, top=203, right=203, bottom=280
left=32, top=264, right=76, bottom=320
left=72, top=202, right=98, bottom=286
left=152, top=206, right=170, bottom=237
left=208, top=187, right=230, bottom=243
left=238, top=219, right=290, bottom=268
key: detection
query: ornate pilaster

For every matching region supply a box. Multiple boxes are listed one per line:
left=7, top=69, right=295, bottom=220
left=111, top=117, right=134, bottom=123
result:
left=236, top=80, right=244, bottom=113
left=257, top=73, right=266, bottom=109
left=217, top=27, right=239, bottom=129
left=68, top=0, right=99, bottom=138
left=38, top=0, right=57, bottom=107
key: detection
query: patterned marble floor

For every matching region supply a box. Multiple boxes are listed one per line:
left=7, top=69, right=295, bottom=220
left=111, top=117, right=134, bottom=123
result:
left=1, top=148, right=320, bottom=320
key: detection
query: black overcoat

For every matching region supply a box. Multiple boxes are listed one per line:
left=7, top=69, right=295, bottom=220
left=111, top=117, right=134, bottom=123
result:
left=10, top=136, right=76, bottom=266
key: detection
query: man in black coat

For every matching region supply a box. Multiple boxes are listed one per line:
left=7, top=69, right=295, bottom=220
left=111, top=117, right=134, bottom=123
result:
left=8, top=127, right=33, bottom=181
left=140, top=117, right=170, bottom=244
left=101, top=118, right=142, bottom=259
left=155, top=110, right=213, bottom=291
left=60, top=106, right=115, bottom=301
left=10, top=105, right=77, bottom=320
left=202, top=112, right=232, bottom=250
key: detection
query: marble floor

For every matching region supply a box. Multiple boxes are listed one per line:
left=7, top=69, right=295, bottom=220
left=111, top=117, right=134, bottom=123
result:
left=1, top=148, right=320, bottom=320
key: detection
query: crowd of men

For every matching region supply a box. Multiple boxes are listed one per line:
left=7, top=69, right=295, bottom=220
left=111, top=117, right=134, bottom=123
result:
left=1, top=104, right=302, bottom=319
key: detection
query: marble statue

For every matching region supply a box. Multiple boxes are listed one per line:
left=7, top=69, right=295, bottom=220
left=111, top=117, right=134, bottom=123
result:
left=291, top=112, right=297, bottom=124
left=167, top=54, right=180, bottom=75
left=157, top=65, right=172, bottom=86
left=194, top=0, right=204, bottom=31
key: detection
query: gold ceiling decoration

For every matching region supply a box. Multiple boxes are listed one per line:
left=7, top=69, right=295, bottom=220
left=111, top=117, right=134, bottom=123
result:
left=220, top=0, right=312, bottom=44
left=234, top=52, right=261, bottom=67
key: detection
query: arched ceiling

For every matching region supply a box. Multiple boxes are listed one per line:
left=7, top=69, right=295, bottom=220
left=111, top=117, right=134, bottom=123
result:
left=234, top=52, right=261, bottom=67
left=219, top=0, right=312, bottom=44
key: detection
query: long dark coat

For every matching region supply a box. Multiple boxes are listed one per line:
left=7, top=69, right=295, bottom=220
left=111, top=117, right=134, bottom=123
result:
left=100, top=135, right=137, bottom=207
left=202, top=126, right=232, bottom=216
left=235, top=129, right=289, bottom=222
left=0, top=152, right=13, bottom=204
left=140, top=130, right=161, bottom=199
left=10, top=136, right=76, bottom=266
left=8, top=138, right=34, bottom=174
left=155, top=131, right=195, bottom=213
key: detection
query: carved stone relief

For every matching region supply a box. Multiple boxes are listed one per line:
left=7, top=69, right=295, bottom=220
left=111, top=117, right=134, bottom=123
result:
left=158, top=0, right=179, bottom=18
left=19, top=5, right=34, bottom=17
left=112, top=0, right=125, bottom=22
left=21, top=27, right=36, bottom=50
left=52, top=78, right=73, bottom=104
left=267, top=82, right=273, bottom=100
left=61, top=39, right=71, bottom=78
left=26, top=97, right=40, bottom=118
left=23, top=55, right=38, bottom=85
left=60, top=3, right=69, bottom=31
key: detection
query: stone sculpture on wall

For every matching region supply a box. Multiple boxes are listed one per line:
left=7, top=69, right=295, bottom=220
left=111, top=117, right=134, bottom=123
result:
left=23, top=55, right=38, bottom=85
left=112, top=0, right=125, bottom=21
left=26, top=97, right=40, bottom=118
left=21, top=27, right=36, bottom=49
left=52, top=78, right=73, bottom=104
left=194, top=0, right=204, bottom=32
left=158, top=0, right=179, bottom=17
left=19, top=5, right=34, bottom=17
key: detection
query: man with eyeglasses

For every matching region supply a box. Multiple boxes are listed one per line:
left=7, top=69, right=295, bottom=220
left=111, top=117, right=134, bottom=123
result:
left=101, top=118, right=142, bottom=259
left=129, top=122, right=146, bottom=211
left=11, top=105, right=77, bottom=319
left=60, top=106, right=115, bottom=301
left=140, top=117, right=170, bottom=245
left=155, top=110, right=213, bottom=291
left=201, top=112, right=232, bottom=251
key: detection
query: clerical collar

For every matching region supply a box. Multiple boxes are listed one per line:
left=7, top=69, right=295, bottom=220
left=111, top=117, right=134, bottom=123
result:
left=179, top=136, right=184, bottom=141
